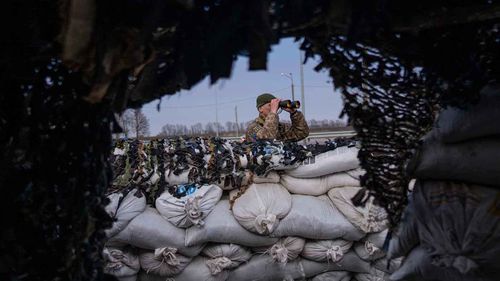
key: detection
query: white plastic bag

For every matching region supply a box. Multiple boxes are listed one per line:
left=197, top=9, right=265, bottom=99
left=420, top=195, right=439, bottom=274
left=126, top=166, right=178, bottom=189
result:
left=301, top=239, right=353, bottom=263
left=202, top=244, right=252, bottom=274
left=328, top=186, right=389, bottom=233
left=253, top=237, right=305, bottom=264
left=108, top=207, right=204, bottom=257
left=310, top=271, right=351, bottom=281
left=185, top=200, right=279, bottom=247
left=232, top=183, right=292, bottom=235
left=103, top=247, right=140, bottom=278
left=280, top=171, right=360, bottom=196
left=139, top=247, right=191, bottom=277
left=353, top=230, right=388, bottom=261
left=271, top=195, right=365, bottom=241
left=155, top=184, right=222, bottom=228
left=105, top=189, right=147, bottom=238
left=285, top=146, right=360, bottom=178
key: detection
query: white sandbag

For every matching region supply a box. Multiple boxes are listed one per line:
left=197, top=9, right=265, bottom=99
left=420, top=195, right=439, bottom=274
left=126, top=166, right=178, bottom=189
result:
left=372, top=256, right=403, bottom=274
left=301, top=239, right=353, bottom=263
left=202, top=244, right=252, bottom=274
left=271, top=195, right=364, bottom=241
left=253, top=237, right=306, bottom=264
left=405, top=181, right=500, bottom=278
left=310, top=271, right=351, bottom=281
left=328, top=187, right=389, bottom=233
left=285, top=146, right=360, bottom=178
left=353, top=230, right=388, bottom=261
left=228, top=252, right=370, bottom=281
left=185, top=200, right=279, bottom=247
left=139, top=247, right=191, bottom=277
left=232, top=183, right=292, bottom=235
left=280, top=171, right=360, bottom=196
left=106, top=189, right=147, bottom=238
left=108, top=207, right=204, bottom=257
left=406, top=136, right=500, bottom=187
left=172, top=256, right=230, bottom=281
left=390, top=246, right=483, bottom=281
left=103, top=248, right=140, bottom=278
left=354, top=267, right=390, bottom=281
left=165, top=169, right=190, bottom=185
left=432, top=83, right=500, bottom=143
left=253, top=171, right=281, bottom=184
left=155, top=184, right=222, bottom=228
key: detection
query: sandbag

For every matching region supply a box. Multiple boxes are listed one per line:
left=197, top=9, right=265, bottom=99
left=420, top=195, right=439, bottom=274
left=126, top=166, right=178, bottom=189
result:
left=390, top=247, right=485, bottom=281
left=232, top=183, right=292, bottom=235
left=103, top=247, right=140, bottom=279
left=253, top=237, right=305, bottom=264
left=406, top=136, right=500, bottom=187
left=108, top=207, right=204, bottom=257
left=202, top=244, right=252, bottom=274
left=165, top=169, right=190, bottom=185
left=271, top=195, right=364, bottom=241
left=285, top=146, right=360, bottom=178
left=171, top=256, right=230, bottom=281
left=354, top=267, right=390, bottom=281
left=404, top=181, right=500, bottom=278
left=310, top=271, right=350, bottom=281
left=353, top=230, right=388, bottom=261
left=280, top=171, right=360, bottom=196
left=139, top=247, right=191, bottom=277
left=253, top=171, right=281, bottom=184
left=328, top=187, right=389, bottom=233
left=301, top=239, right=353, bottom=263
left=228, top=252, right=370, bottom=281
left=372, top=256, right=403, bottom=274
left=106, top=189, right=147, bottom=238
left=432, top=83, right=500, bottom=143
left=185, top=200, right=279, bottom=247
left=155, top=184, right=222, bottom=228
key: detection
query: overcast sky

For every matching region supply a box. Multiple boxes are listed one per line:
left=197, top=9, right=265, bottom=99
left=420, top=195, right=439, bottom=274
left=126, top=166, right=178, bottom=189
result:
left=142, top=38, right=345, bottom=135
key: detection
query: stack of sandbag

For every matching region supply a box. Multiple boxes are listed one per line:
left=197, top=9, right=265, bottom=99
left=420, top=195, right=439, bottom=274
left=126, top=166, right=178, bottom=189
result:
left=391, top=83, right=500, bottom=281
left=109, top=140, right=405, bottom=281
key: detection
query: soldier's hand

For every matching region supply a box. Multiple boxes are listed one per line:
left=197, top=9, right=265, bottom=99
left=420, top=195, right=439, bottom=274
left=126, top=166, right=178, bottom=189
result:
left=270, top=98, right=280, bottom=113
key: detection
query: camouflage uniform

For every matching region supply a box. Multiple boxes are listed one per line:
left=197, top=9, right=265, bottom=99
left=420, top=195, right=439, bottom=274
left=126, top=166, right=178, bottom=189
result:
left=245, top=111, right=309, bottom=142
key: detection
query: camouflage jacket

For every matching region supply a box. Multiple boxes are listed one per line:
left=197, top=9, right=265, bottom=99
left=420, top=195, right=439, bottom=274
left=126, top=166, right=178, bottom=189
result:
left=245, top=111, right=309, bottom=142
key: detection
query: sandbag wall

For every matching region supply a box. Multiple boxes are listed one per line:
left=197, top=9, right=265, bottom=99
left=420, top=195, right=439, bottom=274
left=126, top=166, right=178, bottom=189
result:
left=388, top=83, right=500, bottom=281
left=103, top=137, right=402, bottom=281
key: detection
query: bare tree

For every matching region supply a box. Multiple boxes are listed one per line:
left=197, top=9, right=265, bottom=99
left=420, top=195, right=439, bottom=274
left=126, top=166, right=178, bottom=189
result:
left=119, top=109, right=150, bottom=139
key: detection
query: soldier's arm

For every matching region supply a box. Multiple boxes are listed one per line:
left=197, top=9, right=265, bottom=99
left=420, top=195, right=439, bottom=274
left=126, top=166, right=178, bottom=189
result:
left=256, top=113, right=279, bottom=140
left=278, top=111, right=310, bottom=141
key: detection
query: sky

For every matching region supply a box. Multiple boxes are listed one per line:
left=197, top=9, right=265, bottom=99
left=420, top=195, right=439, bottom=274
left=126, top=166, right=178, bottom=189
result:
left=142, top=38, right=345, bottom=135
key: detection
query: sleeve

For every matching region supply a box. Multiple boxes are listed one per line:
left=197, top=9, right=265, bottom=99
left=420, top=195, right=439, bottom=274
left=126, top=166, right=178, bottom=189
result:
left=255, top=113, right=279, bottom=140
left=278, top=111, right=310, bottom=141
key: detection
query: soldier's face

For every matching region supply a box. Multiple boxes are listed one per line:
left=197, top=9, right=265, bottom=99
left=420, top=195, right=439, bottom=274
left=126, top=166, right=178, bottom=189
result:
left=259, top=102, right=271, bottom=117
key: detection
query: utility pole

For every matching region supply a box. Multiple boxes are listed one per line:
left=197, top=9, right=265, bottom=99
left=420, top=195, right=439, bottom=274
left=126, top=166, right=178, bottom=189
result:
left=215, top=88, right=219, bottom=137
left=235, top=106, right=239, bottom=137
left=134, top=109, right=140, bottom=140
left=281, top=72, right=295, bottom=100
left=300, top=50, right=306, bottom=119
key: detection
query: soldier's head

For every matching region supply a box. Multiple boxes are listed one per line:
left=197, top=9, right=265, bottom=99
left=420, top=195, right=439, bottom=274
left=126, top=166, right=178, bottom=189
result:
left=256, top=93, right=276, bottom=116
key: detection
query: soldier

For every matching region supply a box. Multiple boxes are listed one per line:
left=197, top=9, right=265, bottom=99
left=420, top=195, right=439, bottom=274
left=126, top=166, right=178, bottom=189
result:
left=245, top=93, right=309, bottom=142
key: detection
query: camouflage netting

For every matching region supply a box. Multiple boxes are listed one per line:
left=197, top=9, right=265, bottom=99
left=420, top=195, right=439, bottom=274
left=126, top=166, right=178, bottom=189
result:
left=0, top=0, right=499, bottom=280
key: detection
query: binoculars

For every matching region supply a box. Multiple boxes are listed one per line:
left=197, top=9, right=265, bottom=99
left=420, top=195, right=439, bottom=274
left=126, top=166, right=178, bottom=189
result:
left=279, top=100, right=301, bottom=109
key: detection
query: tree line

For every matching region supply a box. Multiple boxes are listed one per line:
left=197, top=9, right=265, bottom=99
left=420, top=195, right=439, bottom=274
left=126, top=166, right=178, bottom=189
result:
left=115, top=109, right=348, bottom=139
